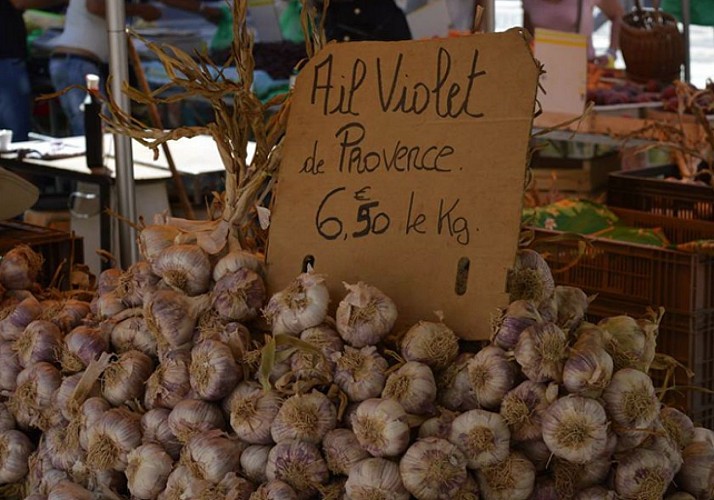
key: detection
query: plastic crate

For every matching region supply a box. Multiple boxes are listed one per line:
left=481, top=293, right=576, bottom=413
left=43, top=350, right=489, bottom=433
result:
left=0, top=220, right=84, bottom=290
left=585, top=298, right=714, bottom=429
left=608, top=165, right=714, bottom=221
left=530, top=208, right=714, bottom=314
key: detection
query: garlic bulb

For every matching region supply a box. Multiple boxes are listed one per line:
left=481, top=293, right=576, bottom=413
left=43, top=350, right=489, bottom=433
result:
left=241, top=444, right=271, bottom=483
left=0, top=295, right=41, bottom=341
left=400, top=320, right=459, bottom=372
left=110, top=316, right=157, bottom=357
left=216, top=471, right=255, bottom=499
left=152, top=244, right=211, bottom=296
left=400, top=437, right=468, bottom=499
left=0, top=403, right=14, bottom=432
left=602, top=368, right=659, bottom=432
left=14, top=319, right=62, bottom=367
left=692, top=427, right=714, bottom=447
left=168, top=399, right=225, bottom=443
left=97, top=267, right=122, bottom=295
left=598, top=313, right=658, bottom=372
left=660, top=407, right=695, bottom=450
left=265, top=440, right=329, bottom=497
left=145, top=289, right=207, bottom=349
left=48, top=480, right=93, bottom=500
left=271, top=390, right=336, bottom=444
left=345, top=457, right=409, bottom=500
left=642, top=418, right=684, bottom=473
left=492, top=300, right=542, bottom=351
left=541, top=396, right=608, bottom=463
left=562, top=329, right=613, bottom=398
left=614, top=447, right=675, bottom=499
left=335, top=282, right=397, bottom=348
left=467, top=345, right=517, bottom=410
left=44, top=424, right=84, bottom=472
left=0, top=341, right=22, bottom=392
left=291, top=323, right=343, bottom=374
left=93, top=290, right=126, bottom=319
left=158, top=465, right=212, bottom=500
left=0, top=429, right=34, bottom=482
left=476, top=451, right=535, bottom=500
left=574, top=487, right=617, bottom=500
left=452, top=473, right=480, bottom=500
left=52, top=300, right=91, bottom=332
left=382, top=361, right=437, bottom=415
left=332, top=345, right=388, bottom=402
left=144, top=349, right=191, bottom=410
left=78, top=397, right=110, bottom=451
left=500, top=381, right=549, bottom=442
left=126, top=443, right=173, bottom=499
left=101, top=350, right=153, bottom=406
left=418, top=407, right=458, bottom=439
left=116, top=261, right=159, bottom=306
left=507, top=249, right=555, bottom=304
left=516, top=439, right=551, bottom=473
left=53, top=371, right=100, bottom=422
left=676, top=441, right=714, bottom=498
left=264, top=272, right=330, bottom=335
left=550, top=286, right=589, bottom=332
left=448, top=409, right=510, bottom=469
left=212, top=267, right=265, bottom=321
left=551, top=457, right=611, bottom=498
left=213, top=251, right=264, bottom=280
left=227, top=381, right=282, bottom=444
left=141, top=408, right=181, bottom=460
left=85, top=408, right=142, bottom=471
left=0, top=244, right=43, bottom=290
left=514, top=322, right=569, bottom=383
left=251, top=479, right=298, bottom=500
left=189, top=339, right=241, bottom=400
left=322, top=428, right=369, bottom=475
left=62, top=325, right=108, bottom=373
left=529, top=477, right=558, bottom=500
left=138, top=224, right=181, bottom=262
left=436, top=352, right=478, bottom=411
left=10, top=361, right=62, bottom=430
left=352, top=398, right=410, bottom=457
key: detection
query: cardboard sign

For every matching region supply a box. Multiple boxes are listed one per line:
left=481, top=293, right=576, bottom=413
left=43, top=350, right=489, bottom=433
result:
left=534, top=28, right=587, bottom=115
left=266, top=31, right=539, bottom=340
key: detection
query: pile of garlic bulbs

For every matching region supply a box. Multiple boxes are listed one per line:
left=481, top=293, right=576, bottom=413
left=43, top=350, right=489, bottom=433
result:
left=0, top=238, right=712, bottom=500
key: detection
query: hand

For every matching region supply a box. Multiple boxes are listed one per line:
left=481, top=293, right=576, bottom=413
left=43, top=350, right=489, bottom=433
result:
left=140, top=4, right=162, bottom=21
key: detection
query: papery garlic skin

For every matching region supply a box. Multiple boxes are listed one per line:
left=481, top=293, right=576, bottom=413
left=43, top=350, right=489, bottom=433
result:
left=0, top=403, right=15, bottom=432
left=614, top=447, right=675, bottom=499
left=516, top=439, right=551, bottom=473
left=47, top=480, right=94, bottom=500
left=598, top=314, right=658, bottom=372
left=116, top=261, right=159, bottom=307
left=251, top=479, right=298, bottom=500
left=0, top=244, right=43, bottom=290
left=78, top=397, right=110, bottom=451
left=381, top=361, right=437, bottom=415
left=541, top=396, right=608, bottom=464
left=180, top=429, right=242, bottom=484
left=271, top=391, right=336, bottom=444
left=266, top=439, right=329, bottom=497
left=158, top=464, right=212, bottom=500
left=507, top=249, right=555, bottom=305
left=476, top=451, right=535, bottom=500
left=574, top=486, right=617, bottom=500
left=212, top=267, right=266, bottom=321
left=437, top=353, right=478, bottom=412
left=466, top=345, right=516, bottom=410
left=85, top=408, right=142, bottom=471
left=552, top=286, right=590, bottom=333
left=102, top=350, right=153, bottom=407
left=332, top=345, right=388, bottom=402
left=10, top=361, right=62, bottom=431
left=448, top=409, right=510, bottom=469
left=676, top=441, right=714, bottom=498
left=53, top=371, right=100, bottom=422
left=144, top=289, right=204, bottom=349
left=0, top=295, right=42, bottom=341
left=0, top=429, right=34, bottom=483
left=189, top=339, right=241, bottom=400
left=126, top=443, right=173, bottom=499
left=399, top=437, right=468, bottom=500
left=602, top=368, right=660, bottom=431
left=152, top=244, right=211, bottom=296
left=562, top=329, right=613, bottom=398
left=228, top=381, right=282, bottom=444
left=660, top=407, right=695, bottom=450
left=110, top=316, right=157, bottom=358
left=213, top=250, right=264, bottom=281
left=345, top=457, right=409, bottom=500
left=514, top=322, right=569, bottom=383
left=0, top=342, right=21, bottom=392
left=264, top=273, right=329, bottom=335
left=400, top=321, right=459, bottom=372
left=500, top=380, right=549, bottom=442
left=352, top=398, right=410, bottom=457
left=141, top=408, right=181, bottom=460
left=52, top=300, right=91, bottom=333
left=322, top=428, right=369, bottom=476
left=336, top=282, right=397, bottom=348
left=551, top=456, right=611, bottom=498
left=492, top=300, right=542, bottom=351
left=14, top=319, right=62, bottom=367
left=241, top=444, right=271, bottom=483
left=168, top=399, right=225, bottom=444
left=62, top=325, right=108, bottom=373
left=418, top=408, right=458, bottom=440
left=216, top=471, right=255, bottom=499
left=144, top=349, right=191, bottom=410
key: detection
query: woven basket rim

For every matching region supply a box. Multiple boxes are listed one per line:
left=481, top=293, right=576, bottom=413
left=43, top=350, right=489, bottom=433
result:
left=623, top=9, right=679, bottom=29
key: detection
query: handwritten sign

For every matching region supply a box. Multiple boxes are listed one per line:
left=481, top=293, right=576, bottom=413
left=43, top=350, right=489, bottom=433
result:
left=266, top=31, right=539, bottom=340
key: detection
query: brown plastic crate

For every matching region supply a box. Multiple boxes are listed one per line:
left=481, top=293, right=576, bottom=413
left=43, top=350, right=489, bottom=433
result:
left=0, top=220, right=84, bottom=290
left=530, top=213, right=714, bottom=314
left=608, top=165, right=714, bottom=221
left=585, top=298, right=714, bottom=429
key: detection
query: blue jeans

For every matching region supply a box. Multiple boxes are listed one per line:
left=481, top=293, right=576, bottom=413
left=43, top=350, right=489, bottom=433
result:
left=49, top=56, right=104, bottom=136
left=0, top=58, right=32, bottom=142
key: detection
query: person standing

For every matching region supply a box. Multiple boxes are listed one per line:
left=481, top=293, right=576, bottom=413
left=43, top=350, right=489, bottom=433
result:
left=48, top=0, right=162, bottom=135
left=314, top=0, right=412, bottom=42
left=522, top=0, right=624, bottom=63
left=1, top=0, right=66, bottom=141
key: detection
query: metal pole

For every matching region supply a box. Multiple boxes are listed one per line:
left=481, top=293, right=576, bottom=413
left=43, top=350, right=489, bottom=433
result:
left=106, top=0, right=139, bottom=267
left=483, top=0, right=495, bottom=32
left=681, top=0, right=691, bottom=82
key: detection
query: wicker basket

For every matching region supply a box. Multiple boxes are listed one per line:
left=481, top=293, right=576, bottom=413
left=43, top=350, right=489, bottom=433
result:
left=619, top=4, right=684, bottom=83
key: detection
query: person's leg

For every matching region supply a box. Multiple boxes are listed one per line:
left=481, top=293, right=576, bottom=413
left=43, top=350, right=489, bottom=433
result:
left=49, top=56, right=103, bottom=136
left=0, top=58, right=32, bottom=142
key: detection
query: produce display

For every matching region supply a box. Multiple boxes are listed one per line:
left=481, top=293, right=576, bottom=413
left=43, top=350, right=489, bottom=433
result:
left=0, top=234, right=712, bottom=500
